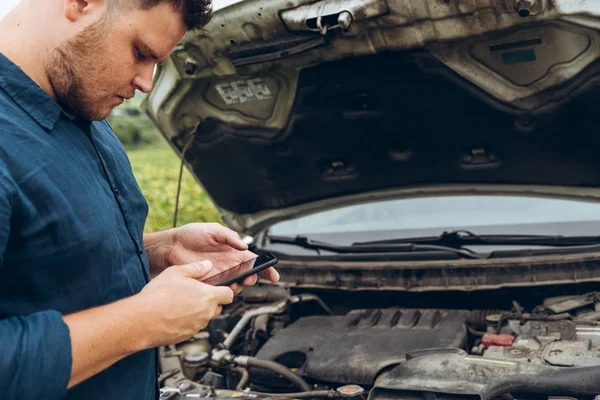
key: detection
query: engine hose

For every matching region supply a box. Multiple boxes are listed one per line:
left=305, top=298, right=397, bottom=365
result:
left=233, top=367, right=249, bottom=392
left=495, top=312, right=571, bottom=332
left=240, top=356, right=312, bottom=392
left=244, top=390, right=339, bottom=398
left=481, top=365, right=600, bottom=400
left=222, top=294, right=332, bottom=350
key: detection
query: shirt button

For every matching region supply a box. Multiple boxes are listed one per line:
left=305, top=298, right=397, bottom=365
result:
left=138, top=247, right=143, bottom=255
left=113, top=188, right=120, bottom=196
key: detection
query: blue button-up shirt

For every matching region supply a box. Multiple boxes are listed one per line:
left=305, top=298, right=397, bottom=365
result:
left=0, top=53, right=157, bottom=399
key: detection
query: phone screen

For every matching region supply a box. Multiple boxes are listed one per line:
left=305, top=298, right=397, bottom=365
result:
left=201, top=253, right=277, bottom=286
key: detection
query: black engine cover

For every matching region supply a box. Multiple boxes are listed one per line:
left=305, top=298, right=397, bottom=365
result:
left=368, top=348, right=558, bottom=400
left=253, top=308, right=469, bottom=385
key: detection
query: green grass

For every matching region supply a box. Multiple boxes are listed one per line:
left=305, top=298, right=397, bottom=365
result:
left=127, top=144, right=223, bottom=232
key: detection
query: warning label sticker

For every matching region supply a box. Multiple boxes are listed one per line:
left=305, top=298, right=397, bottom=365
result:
left=215, top=78, right=273, bottom=105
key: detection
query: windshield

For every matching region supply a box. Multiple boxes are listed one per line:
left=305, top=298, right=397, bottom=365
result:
left=268, top=195, right=600, bottom=245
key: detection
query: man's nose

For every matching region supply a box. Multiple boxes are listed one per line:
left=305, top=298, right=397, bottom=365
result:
left=132, top=64, right=154, bottom=94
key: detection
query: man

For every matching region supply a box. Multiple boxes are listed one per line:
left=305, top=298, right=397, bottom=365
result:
left=0, top=1, right=280, bottom=399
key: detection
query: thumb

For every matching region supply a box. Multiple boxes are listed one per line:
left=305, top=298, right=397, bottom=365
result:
left=177, top=261, right=213, bottom=279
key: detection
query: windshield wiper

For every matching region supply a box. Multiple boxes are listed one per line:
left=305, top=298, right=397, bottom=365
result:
left=353, top=230, right=600, bottom=247
left=267, top=234, right=487, bottom=259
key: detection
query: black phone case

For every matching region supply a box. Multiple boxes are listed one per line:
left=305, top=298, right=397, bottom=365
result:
left=215, top=257, right=278, bottom=286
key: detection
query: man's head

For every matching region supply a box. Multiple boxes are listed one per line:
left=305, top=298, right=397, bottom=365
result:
left=45, top=0, right=212, bottom=121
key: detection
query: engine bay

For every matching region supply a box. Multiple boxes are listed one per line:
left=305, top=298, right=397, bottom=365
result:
left=147, top=2, right=600, bottom=399
left=158, top=286, right=600, bottom=400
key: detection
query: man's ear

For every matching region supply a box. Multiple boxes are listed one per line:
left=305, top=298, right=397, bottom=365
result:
left=64, top=0, right=106, bottom=23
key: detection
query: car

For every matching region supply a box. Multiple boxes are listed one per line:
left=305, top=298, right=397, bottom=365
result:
left=144, top=1, right=600, bottom=399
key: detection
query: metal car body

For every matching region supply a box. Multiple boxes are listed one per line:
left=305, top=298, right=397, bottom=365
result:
left=144, top=1, right=600, bottom=399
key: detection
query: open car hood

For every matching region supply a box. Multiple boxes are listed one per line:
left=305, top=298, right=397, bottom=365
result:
left=144, top=0, right=600, bottom=234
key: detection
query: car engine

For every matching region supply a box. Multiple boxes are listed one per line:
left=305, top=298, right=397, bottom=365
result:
left=158, top=289, right=600, bottom=400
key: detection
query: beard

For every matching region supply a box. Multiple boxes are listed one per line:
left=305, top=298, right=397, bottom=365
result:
left=45, top=17, right=122, bottom=121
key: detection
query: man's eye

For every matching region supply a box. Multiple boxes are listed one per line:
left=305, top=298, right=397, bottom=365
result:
left=134, top=48, right=145, bottom=61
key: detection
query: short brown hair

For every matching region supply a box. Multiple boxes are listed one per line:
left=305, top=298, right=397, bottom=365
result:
left=113, top=0, right=213, bottom=31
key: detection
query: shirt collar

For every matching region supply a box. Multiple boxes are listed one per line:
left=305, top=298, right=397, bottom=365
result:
left=0, top=53, right=62, bottom=131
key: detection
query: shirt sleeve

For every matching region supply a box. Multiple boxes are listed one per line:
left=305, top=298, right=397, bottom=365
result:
left=0, top=311, right=72, bottom=400
left=0, top=166, right=73, bottom=400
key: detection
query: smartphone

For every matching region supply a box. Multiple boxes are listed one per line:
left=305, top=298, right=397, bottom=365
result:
left=201, top=252, right=278, bottom=286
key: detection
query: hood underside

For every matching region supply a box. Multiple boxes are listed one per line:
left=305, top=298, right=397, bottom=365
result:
left=144, top=0, right=600, bottom=233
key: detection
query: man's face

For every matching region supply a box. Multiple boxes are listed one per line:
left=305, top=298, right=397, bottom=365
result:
left=46, top=2, right=187, bottom=121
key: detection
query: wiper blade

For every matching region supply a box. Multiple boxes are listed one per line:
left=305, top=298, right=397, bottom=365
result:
left=267, top=235, right=487, bottom=259
left=353, top=230, right=600, bottom=247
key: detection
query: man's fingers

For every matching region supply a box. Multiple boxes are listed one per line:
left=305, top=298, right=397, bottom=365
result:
left=212, top=225, right=248, bottom=250
left=229, top=282, right=243, bottom=294
left=213, top=286, right=235, bottom=305
left=235, top=268, right=279, bottom=287
left=227, top=235, right=248, bottom=251
left=260, top=267, right=280, bottom=282
left=241, top=274, right=258, bottom=286
left=237, top=268, right=278, bottom=287
left=177, top=261, right=213, bottom=279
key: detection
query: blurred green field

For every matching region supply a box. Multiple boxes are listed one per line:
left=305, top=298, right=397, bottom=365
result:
left=127, top=144, right=223, bottom=232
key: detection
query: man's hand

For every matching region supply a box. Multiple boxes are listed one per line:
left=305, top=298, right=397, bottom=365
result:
left=166, top=223, right=280, bottom=294
left=133, top=261, right=234, bottom=345
left=63, top=260, right=234, bottom=388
